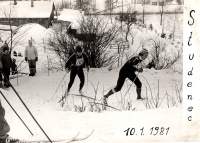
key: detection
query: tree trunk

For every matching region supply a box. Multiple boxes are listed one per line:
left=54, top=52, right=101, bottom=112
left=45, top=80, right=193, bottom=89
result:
left=143, top=0, right=145, bottom=24
left=173, top=11, right=176, bottom=41
left=160, top=6, right=163, bottom=25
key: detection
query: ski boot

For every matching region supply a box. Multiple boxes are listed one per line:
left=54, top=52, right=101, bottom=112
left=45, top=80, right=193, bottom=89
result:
left=136, top=88, right=144, bottom=100
left=79, top=90, right=85, bottom=96
left=3, top=83, right=10, bottom=88
left=0, top=135, right=19, bottom=143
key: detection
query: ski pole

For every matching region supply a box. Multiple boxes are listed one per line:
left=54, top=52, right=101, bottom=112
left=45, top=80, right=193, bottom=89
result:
left=16, top=59, right=25, bottom=70
left=0, top=91, right=33, bottom=136
left=0, top=71, right=53, bottom=143
left=86, top=69, right=89, bottom=93
left=51, top=71, right=68, bottom=100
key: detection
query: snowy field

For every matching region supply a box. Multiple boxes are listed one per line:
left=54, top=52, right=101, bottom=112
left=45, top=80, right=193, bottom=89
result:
left=0, top=1, right=200, bottom=142
left=1, top=67, right=186, bottom=142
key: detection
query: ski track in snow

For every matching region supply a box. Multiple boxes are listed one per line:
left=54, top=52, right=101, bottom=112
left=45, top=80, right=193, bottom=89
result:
left=0, top=67, right=189, bottom=142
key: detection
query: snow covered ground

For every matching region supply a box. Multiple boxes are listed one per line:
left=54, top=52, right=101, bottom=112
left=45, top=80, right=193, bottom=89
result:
left=1, top=66, right=185, bottom=142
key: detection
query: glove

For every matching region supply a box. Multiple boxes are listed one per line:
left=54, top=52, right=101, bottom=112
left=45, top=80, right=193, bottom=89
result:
left=25, top=57, right=27, bottom=62
left=0, top=62, right=2, bottom=70
left=87, top=66, right=90, bottom=72
left=35, top=57, right=38, bottom=62
left=137, top=67, right=143, bottom=73
left=65, top=68, right=70, bottom=73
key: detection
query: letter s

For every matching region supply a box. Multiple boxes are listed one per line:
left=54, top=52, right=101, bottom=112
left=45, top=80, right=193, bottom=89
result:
left=188, top=10, right=195, bottom=26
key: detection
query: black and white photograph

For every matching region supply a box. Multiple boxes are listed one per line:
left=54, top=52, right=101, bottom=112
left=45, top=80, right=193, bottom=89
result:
left=0, top=0, right=199, bottom=142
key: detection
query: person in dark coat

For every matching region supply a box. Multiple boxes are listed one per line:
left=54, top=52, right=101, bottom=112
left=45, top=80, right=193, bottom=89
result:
left=0, top=42, right=8, bottom=88
left=65, top=46, right=89, bottom=95
left=11, top=59, right=17, bottom=75
left=1, top=46, right=12, bottom=88
left=0, top=100, right=19, bottom=143
left=103, top=49, right=149, bottom=104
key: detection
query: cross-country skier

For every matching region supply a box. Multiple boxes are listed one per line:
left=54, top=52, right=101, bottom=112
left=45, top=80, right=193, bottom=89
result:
left=0, top=100, right=19, bottom=143
left=65, top=46, right=89, bottom=95
left=103, top=49, right=149, bottom=104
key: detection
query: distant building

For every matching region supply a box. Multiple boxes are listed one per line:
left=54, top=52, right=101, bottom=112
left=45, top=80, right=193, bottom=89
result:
left=150, top=0, right=183, bottom=5
left=134, top=0, right=183, bottom=5
left=0, top=1, right=55, bottom=28
left=53, top=9, right=83, bottom=32
left=136, top=0, right=151, bottom=4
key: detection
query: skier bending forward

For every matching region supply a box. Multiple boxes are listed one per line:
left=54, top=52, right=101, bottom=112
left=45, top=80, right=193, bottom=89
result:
left=65, top=46, right=89, bottom=95
left=103, top=49, right=149, bottom=104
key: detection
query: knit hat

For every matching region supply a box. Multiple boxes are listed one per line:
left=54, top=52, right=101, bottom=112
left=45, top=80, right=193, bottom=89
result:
left=139, top=48, right=148, bottom=55
left=3, top=46, right=9, bottom=52
left=75, top=46, right=82, bottom=52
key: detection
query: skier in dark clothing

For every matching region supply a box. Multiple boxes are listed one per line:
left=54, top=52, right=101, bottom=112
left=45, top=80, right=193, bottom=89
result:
left=65, top=46, right=89, bottom=95
left=0, top=46, right=12, bottom=88
left=103, top=49, right=149, bottom=104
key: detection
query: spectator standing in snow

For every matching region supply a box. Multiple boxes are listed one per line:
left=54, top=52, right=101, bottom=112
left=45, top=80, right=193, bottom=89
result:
left=24, top=40, right=38, bottom=76
left=11, top=59, right=17, bottom=75
left=65, top=46, right=89, bottom=95
left=0, top=46, right=12, bottom=88
left=0, top=42, right=8, bottom=88
left=0, top=100, right=19, bottom=143
left=103, top=49, right=149, bottom=104
left=0, top=47, right=3, bottom=88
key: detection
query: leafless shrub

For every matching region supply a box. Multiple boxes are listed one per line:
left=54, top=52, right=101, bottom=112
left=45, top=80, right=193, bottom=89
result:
left=143, top=36, right=182, bottom=70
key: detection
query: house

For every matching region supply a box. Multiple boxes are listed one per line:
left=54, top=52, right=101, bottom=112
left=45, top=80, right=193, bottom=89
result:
left=0, top=1, right=55, bottom=28
left=150, top=0, right=183, bottom=5
left=150, top=0, right=166, bottom=5
left=135, top=0, right=182, bottom=5
left=136, top=0, right=151, bottom=4
left=53, top=9, right=83, bottom=32
left=166, top=0, right=180, bottom=5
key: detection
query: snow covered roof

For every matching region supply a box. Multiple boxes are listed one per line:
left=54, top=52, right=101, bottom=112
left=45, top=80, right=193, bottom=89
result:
left=58, top=9, right=83, bottom=29
left=0, top=1, right=54, bottom=18
left=58, top=9, right=83, bottom=21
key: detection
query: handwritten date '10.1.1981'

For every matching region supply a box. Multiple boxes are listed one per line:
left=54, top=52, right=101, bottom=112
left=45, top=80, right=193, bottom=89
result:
left=124, top=127, right=170, bottom=136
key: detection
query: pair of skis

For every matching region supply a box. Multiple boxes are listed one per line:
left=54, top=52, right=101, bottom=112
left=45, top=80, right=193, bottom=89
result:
left=20, top=129, right=94, bottom=143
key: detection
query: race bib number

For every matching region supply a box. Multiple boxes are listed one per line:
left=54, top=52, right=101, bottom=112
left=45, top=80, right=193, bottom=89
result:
left=76, top=57, right=84, bottom=66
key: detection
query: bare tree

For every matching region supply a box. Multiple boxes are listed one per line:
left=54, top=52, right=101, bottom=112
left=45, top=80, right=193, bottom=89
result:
left=48, top=15, right=120, bottom=68
left=46, top=29, right=78, bottom=70
left=119, top=5, right=141, bottom=41
left=164, top=7, right=183, bottom=41
left=159, top=0, right=164, bottom=26
left=144, top=36, right=182, bottom=70
left=56, top=1, right=71, bottom=10
left=0, top=4, right=34, bottom=54
left=74, top=0, right=91, bottom=13
left=142, top=0, right=146, bottom=24
left=171, top=11, right=183, bottom=41
left=77, top=15, right=121, bottom=67
left=130, top=30, right=138, bottom=45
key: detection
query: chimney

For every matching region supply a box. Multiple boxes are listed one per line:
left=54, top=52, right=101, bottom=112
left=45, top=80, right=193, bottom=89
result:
left=31, top=0, right=34, bottom=7
left=14, top=0, right=17, bottom=5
